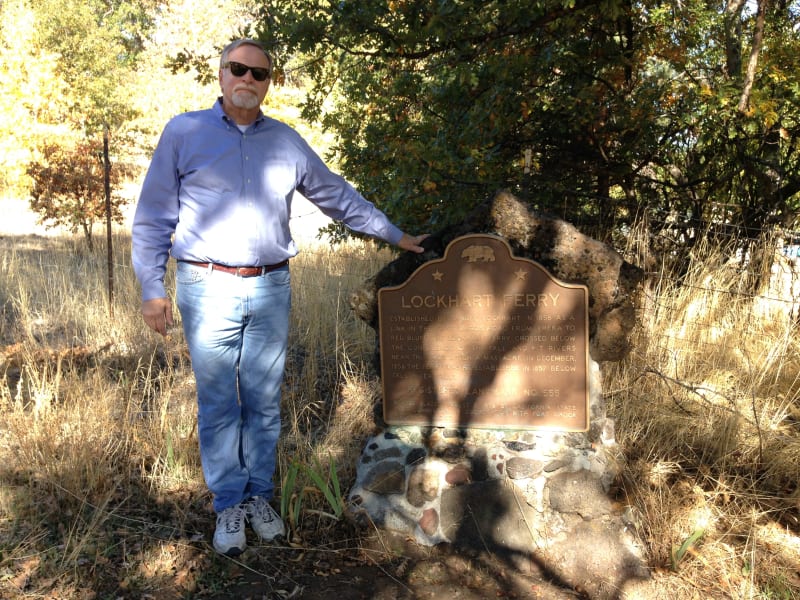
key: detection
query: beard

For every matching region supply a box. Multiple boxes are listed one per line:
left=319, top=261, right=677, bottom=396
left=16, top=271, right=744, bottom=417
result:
left=230, top=88, right=261, bottom=110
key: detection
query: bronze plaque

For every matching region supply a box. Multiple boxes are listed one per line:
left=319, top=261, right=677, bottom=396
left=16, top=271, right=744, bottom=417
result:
left=379, top=234, right=589, bottom=431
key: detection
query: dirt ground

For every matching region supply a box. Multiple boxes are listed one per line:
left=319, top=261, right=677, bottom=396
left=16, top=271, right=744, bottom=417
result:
left=196, top=526, right=593, bottom=600
left=158, top=505, right=661, bottom=600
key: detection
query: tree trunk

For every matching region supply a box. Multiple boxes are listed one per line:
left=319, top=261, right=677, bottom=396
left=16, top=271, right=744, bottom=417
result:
left=104, top=126, right=114, bottom=317
left=738, top=0, right=770, bottom=113
left=724, top=0, right=746, bottom=79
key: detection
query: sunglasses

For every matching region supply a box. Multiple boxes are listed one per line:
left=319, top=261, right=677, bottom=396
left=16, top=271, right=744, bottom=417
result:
left=223, top=61, right=270, bottom=82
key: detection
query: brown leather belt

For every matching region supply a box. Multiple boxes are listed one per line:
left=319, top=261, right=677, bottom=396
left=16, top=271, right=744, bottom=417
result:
left=182, top=259, right=288, bottom=277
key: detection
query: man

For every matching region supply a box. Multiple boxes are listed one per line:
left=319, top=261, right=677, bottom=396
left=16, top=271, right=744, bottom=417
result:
left=132, top=38, right=428, bottom=556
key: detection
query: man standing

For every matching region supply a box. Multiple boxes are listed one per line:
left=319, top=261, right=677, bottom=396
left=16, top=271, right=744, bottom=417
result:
left=132, top=38, right=427, bottom=556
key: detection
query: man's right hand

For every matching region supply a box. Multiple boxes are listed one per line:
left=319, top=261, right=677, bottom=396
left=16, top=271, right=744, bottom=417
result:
left=141, top=297, right=174, bottom=336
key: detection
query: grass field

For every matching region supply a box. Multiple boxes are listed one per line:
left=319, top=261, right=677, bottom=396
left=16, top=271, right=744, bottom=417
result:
left=0, top=208, right=798, bottom=598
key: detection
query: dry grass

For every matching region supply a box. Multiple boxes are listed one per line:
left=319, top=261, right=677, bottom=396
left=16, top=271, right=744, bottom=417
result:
left=0, top=230, right=391, bottom=598
left=0, top=227, right=798, bottom=598
left=607, top=234, right=800, bottom=598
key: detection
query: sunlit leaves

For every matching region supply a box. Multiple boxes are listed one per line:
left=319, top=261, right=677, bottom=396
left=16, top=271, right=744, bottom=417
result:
left=30, top=0, right=145, bottom=134
left=0, top=0, right=72, bottom=194
left=26, top=141, right=131, bottom=248
left=261, top=0, right=800, bottom=243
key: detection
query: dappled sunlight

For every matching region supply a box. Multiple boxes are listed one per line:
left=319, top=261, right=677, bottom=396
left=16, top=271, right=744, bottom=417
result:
left=607, top=236, right=800, bottom=598
left=383, top=235, right=588, bottom=430
left=0, top=224, right=798, bottom=597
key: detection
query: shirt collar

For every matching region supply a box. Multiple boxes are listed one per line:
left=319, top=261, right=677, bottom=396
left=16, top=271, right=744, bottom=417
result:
left=214, top=97, right=265, bottom=126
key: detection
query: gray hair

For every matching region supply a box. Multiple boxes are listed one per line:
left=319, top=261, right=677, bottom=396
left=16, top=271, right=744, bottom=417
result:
left=220, top=39, right=272, bottom=75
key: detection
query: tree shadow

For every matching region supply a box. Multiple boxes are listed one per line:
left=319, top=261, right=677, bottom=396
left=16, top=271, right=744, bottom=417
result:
left=380, top=234, right=589, bottom=435
left=0, top=233, right=241, bottom=598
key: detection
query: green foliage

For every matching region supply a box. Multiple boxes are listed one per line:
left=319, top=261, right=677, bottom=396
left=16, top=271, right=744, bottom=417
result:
left=26, top=140, right=130, bottom=249
left=1, top=0, right=157, bottom=227
left=280, top=455, right=345, bottom=535
left=670, top=527, right=705, bottom=571
left=302, top=454, right=345, bottom=519
left=0, top=0, right=73, bottom=196
left=29, top=0, right=152, bottom=134
left=259, top=0, right=800, bottom=259
left=281, top=459, right=305, bottom=532
left=5, top=0, right=800, bottom=272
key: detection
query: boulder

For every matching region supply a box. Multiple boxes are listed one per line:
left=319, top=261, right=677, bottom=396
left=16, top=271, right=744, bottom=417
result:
left=351, top=190, right=644, bottom=361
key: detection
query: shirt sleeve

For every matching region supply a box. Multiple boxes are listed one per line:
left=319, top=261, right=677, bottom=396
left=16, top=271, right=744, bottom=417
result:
left=294, top=137, right=404, bottom=246
left=131, top=122, right=181, bottom=301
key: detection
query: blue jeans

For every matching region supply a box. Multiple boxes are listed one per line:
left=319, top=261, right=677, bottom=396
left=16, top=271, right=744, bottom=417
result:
left=176, top=261, right=291, bottom=512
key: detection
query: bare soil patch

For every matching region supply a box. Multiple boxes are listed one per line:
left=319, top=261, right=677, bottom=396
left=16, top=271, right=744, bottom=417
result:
left=160, top=522, right=595, bottom=600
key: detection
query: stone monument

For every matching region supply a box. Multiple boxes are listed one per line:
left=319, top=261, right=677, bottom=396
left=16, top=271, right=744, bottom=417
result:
left=346, top=191, right=650, bottom=598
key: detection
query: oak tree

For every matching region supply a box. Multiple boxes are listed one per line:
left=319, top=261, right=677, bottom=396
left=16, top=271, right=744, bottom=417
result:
left=258, top=0, right=800, bottom=274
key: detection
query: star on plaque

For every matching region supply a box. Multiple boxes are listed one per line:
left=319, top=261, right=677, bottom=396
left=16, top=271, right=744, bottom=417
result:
left=515, top=268, right=528, bottom=280
left=432, top=270, right=444, bottom=281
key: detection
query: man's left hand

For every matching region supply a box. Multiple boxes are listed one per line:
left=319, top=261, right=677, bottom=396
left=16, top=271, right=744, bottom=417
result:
left=398, top=233, right=430, bottom=254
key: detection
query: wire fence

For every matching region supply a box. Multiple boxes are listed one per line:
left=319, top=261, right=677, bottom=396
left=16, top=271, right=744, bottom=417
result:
left=289, top=200, right=800, bottom=302
left=4, top=190, right=798, bottom=360
left=282, top=200, right=800, bottom=397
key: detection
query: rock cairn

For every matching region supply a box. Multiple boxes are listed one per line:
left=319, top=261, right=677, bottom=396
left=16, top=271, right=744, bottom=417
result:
left=346, top=191, right=650, bottom=597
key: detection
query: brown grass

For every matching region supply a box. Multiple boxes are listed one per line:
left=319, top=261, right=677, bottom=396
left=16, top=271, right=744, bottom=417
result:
left=606, top=234, right=800, bottom=598
left=0, top=228, right=798, bottom=599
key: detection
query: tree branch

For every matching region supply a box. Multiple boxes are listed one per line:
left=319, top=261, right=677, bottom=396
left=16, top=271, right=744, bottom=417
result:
left=738, top=0, right=770, bottom=113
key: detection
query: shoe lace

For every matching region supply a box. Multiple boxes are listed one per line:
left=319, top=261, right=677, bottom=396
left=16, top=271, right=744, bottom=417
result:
left=220, top=505, right=245, bottom=533
left=248, top=497, right=275, bottom=523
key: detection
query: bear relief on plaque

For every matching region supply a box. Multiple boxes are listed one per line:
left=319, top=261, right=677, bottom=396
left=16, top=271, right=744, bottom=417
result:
left=378, top=234, right=589, bottom=431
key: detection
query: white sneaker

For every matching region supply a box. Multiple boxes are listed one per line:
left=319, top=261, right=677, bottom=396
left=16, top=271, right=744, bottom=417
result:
left=213, top=504, right=247, bottom=556
left=245, top=496, right=285, bottom=541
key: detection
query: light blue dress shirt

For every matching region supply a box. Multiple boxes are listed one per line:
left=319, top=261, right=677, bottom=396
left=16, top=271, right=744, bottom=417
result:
left=132, top=99, right=403, bottom=301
